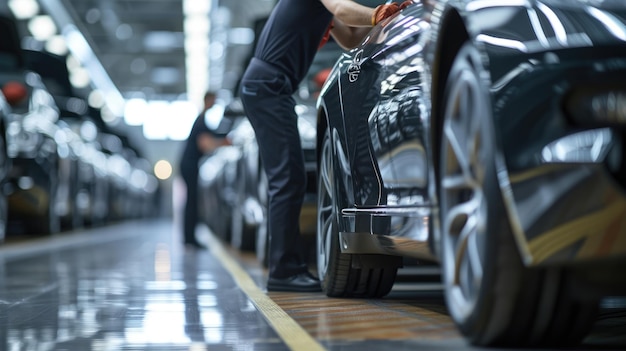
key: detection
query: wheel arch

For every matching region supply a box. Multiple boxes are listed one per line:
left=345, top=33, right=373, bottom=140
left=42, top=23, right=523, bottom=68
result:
left=316, top=103, right=328, bottom=170
left=316, top=103, right=354, bottom=234
left=429, top=8, right=470, bottom=257
left=431, top=9, right=470, bottom=187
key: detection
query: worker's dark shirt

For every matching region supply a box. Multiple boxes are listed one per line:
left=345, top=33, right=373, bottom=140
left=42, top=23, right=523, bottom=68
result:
left=253, top=0, right=333, bottom=89
left=180, top=112, right=225, bottom=172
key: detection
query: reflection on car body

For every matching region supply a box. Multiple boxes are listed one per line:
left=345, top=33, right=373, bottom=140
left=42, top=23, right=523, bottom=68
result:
left=316, top=0, right=626, bottom=347
left=0, top=92, right=11, bottom=242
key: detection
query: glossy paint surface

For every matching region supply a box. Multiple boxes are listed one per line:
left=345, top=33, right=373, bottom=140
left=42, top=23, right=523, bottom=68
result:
left=317, top=0, right=626, bottom=264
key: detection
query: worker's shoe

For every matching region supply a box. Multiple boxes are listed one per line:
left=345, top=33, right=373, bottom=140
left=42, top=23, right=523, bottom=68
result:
left=267, top=272, right=322, bottom=292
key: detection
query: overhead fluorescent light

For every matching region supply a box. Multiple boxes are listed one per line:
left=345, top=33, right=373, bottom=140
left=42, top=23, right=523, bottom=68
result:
left=144, top=31, right=184, bottom=52
left=28, top=15, right=57, bottom=41
left=8, top=0, right=39, bottom=19
left=183, top=0, right=211, bottom=16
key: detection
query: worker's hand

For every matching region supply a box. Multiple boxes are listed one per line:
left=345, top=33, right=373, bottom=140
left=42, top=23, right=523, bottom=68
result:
left=372, top=3, right=400, bottom=26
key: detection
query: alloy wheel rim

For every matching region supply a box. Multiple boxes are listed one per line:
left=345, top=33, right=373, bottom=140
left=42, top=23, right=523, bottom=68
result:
left=317, top=134, right=334, bottom=279
left=441, top=60, right=489, bottom=321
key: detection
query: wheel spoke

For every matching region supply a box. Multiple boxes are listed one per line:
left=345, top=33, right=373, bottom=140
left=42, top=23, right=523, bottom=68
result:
left=441, top=173, right=471, bottom=191
left=443, top=115, right=470, bottom=180
left=466, top=212, right=484, bottom=282
left=318, top=203, right=333, bottom=213
left=440, top=45, right=493, bottom=321
left=317, top=131, right=336, bottom=280
left=453, top=204, right=483, bottom=286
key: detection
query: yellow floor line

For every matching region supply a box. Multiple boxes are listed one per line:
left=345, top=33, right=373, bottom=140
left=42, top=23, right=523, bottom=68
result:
left=204, top=232, right=326, bottom=351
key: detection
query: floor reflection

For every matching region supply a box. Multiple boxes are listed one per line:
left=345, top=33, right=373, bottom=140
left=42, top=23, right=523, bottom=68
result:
left=1, top=220, right=624, bottom=351
left=0, top=220, right=287, bottom=351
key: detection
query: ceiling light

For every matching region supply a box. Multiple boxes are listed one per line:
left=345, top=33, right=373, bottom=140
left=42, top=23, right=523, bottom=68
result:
left=154, top=160, right=173, bottom=180
left=184, top=16, right=210, bottom=36
left=100, top=104, right=120, bottom=125
left=8, top=0, right=39, bottom=20
left=142, top=101, right=170, bottom=140
left=125, top=98, right=148, bottom=126
left=184, top=36, right=209, bottom=54
left=28, top=15, right=57, bottom=41
left=168, top=101, right=199, bottom=140
left=45, top=35, right=68, bottom=56
left=69, top=66, right=90, bottom=88
left=88, top=90, right=106, bottom=108
left=144, top=31, right=184, bottom=52
left=183, top=0, right=212, bottom=16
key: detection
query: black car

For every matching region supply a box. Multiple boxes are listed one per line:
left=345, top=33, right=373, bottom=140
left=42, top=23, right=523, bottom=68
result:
left=0, top=14, right=61, bottom=235
left=0, top=92, right=11, bottom=242
left=22, top=49, right=98, bottom=230
left=221, top=101, right=263, bottom=252
left=316, top=0, right=626, bottom=347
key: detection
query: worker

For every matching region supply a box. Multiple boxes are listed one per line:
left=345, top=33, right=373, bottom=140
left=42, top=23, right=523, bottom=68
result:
left=239, top=0, right=411, bottom=292
left=179, top=91, right=231, bottom=249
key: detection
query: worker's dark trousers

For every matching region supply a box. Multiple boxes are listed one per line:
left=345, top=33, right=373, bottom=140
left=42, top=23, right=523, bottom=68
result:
left=240, top=57, right=308, bottom=279
left=180, top=163, right=199, bottom=244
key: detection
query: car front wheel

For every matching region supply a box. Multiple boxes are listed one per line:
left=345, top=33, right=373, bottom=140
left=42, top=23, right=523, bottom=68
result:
left=317, top=129, right=396, bottom=298
left=439, top=42, right=598, bottom=347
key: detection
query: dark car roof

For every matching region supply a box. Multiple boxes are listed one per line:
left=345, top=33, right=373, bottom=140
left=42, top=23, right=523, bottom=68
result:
left=0, top=14, right=25, bottom=71
left=23, top=49, right=74, bottom=97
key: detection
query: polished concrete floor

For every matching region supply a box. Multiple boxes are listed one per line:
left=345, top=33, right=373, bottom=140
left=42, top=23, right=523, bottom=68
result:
left=0, top=219, right=625, bottom=351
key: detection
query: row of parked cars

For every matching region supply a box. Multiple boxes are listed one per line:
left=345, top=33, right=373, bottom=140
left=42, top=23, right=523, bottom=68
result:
left=197, top=95, right=318, bottom=266
left=199, top=0, right=626, bottom=348
left=0, top=14, right=159, bottom=242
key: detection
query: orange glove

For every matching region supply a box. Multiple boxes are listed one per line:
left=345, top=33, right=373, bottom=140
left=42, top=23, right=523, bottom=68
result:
left=372, top=3, right=400, bottom=26
left=399, top=0, right=413, bottom=10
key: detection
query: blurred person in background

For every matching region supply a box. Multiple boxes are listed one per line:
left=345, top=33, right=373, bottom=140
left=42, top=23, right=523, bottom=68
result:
left=239, top=0, right=410, bottom=292
left=179, top=91, right=231, bottom=249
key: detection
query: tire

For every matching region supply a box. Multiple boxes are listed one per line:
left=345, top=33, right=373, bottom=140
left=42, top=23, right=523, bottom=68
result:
left=0, top=130, right=8, bottom=243
left=231, top=206, right=256, bottom=251
left=317, top=129, right=397, bottom=298
left=255, top=212, right=269, bottom=268
left=29, top=164, right=60, bottom=235
left=255, top=167, right=269, bottom=267
left=42, top=161, right=61, bottom=235
left=438, top=42, right=598, bottom=347
left=230, top=171, right=256, bottom=252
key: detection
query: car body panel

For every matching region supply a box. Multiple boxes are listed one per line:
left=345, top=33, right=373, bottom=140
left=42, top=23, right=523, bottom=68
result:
left=317, top=0, right=626, bottom=266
